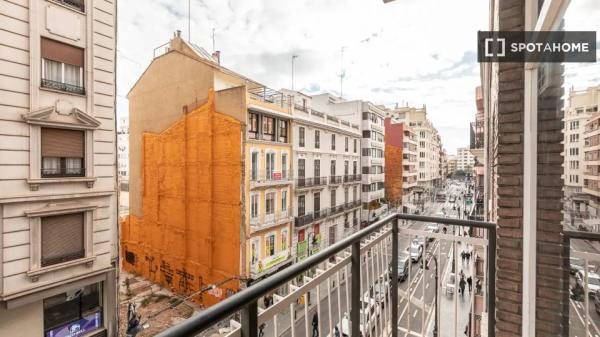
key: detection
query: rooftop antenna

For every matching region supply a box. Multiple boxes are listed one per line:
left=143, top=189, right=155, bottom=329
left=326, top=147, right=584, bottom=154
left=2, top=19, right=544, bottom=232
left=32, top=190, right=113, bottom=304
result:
left=340, top=47, right=346, bottom=98
left=212, top=28, right=216, bottom=52
left=291, top=54, right=299, bottom=91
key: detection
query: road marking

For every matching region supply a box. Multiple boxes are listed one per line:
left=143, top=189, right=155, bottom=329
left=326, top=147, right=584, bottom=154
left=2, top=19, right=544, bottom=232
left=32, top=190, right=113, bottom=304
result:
left=425, top=283, right=429, bottom=289
left=413, top=310, right=418, bottom=318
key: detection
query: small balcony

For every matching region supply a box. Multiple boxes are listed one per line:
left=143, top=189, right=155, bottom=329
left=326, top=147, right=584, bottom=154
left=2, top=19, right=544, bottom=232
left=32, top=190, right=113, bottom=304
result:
left=41, top=167, right=86, bottom=178
left=41, top=79, right=85, bottom=95
left=247, top=86, right=291, bottom=114
left=249, top=210, right=292, bottom=232
left=156, top=213, right=497, bottom=337
left=313, top=176, right=328, bottom=186
left=329, top=175, right=342, bottom=184
left=249, top=170, right=291, bottom=187
left=294, top=213, right=314, bottom=228
left=313, top=208, right=329, bottom=220
left=295, top=177, right=314, bottom=189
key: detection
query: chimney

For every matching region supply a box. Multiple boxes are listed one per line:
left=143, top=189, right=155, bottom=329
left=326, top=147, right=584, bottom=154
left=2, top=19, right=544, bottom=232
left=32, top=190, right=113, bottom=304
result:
left=175, top=30, right=181, bottom=38
left=212, top=51, right=221, bottom=65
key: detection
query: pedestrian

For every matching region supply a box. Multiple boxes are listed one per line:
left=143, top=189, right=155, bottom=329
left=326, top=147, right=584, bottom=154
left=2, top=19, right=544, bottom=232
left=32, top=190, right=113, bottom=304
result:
left=263, top=296, right=269, bottom=308
left=466, top=251, right=470, bottom=263
left=312, top=312, right=319, bottom=337
left=259, top=323, right=265, bottom=337
left=459, top=277, right=466, bottom=297
left=461, top=251, right=466, bottom=264
left=467, top=276, right=473, bottom=292
left=475, top=279, right=482, bottom=294
left=335, top=326, right=340, bottom=337
left=459, top=269, right=465, bottom=279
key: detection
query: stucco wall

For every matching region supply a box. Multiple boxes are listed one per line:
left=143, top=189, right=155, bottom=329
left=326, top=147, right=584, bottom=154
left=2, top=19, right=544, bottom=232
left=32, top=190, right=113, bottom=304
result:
left=121, top=91, right=242, bottom=306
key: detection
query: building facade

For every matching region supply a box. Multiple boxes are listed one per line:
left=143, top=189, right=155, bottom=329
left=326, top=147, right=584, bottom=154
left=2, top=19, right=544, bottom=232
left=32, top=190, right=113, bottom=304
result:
left=121, top=35, right=293, bottom=307
left=117, top=117, right=128, bottom=190
left=0, top=1, right=118, bottom=336
left=384, top=117, right=418, bottom=213
left=456, top=147, right=476, bottom=172
left=284, top=90, right=362, bottom=262
left=564, top=86, right=598, bottom=228
left=311, top=94, right=387, bottom=225
left=583, top=112, right=600, bottom=225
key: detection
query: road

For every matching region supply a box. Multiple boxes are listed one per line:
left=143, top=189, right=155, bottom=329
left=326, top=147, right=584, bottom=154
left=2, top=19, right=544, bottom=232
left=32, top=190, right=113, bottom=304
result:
left=258, top=181, right=481, bottom=337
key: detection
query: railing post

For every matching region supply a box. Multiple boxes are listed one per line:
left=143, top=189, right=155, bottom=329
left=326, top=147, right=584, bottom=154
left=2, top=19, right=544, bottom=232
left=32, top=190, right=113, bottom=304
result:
left=488, top=227, right=496, bottom=337
left=351, top=241, right=361, bottom=337
left=241, top=301, right=258, bottom=337
left=391, top=218, right=399, bottom=337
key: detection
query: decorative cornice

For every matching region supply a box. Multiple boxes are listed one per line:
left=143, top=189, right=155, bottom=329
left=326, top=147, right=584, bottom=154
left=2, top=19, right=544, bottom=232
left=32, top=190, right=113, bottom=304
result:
left=22, top=103, right=101, bottom=130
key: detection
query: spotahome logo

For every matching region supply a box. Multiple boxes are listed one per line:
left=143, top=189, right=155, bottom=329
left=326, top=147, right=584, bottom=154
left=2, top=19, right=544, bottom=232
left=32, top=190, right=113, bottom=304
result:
left=478, top=31, right=596, bottom=62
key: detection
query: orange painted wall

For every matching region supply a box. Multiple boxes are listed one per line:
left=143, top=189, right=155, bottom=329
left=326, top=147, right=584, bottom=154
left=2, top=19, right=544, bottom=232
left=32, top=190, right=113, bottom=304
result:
left=121, top=90, right=242, bottom=307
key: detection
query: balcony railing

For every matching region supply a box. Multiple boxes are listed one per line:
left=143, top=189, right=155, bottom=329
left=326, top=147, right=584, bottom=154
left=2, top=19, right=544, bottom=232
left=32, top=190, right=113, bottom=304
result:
left=41, top=167, right=86, bottom=178
left=294, top=213, right=314, bottom=227
left=250, top=170, right=291, bottom=185
left=156, top=213, right=496, bottom=337
left=248, top=87, right=291, bottom=108
left=313, top=208, right=329, bottom=220
left=330, top=175, right=342, bottom=184
left=313, top=176, right=327, bottom=186
left=296, top=177, right=313, bottom=188
left=41, top=79, right=85, bottom=95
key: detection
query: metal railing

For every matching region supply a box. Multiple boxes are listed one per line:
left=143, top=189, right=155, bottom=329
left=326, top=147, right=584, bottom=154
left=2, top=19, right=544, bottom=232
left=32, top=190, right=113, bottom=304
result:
left=156, top=213, right=496, bottom=337
left=330, top=176, right=342, bottom=184
left=294, top=213, right=314, bottom=228
left=41, top=167, right=86, bottom=178
left=250, top=170, right=291, bottom=184
left=41, top=79, right=85, bottom=95
left=248, top=87, right=291, bottom=108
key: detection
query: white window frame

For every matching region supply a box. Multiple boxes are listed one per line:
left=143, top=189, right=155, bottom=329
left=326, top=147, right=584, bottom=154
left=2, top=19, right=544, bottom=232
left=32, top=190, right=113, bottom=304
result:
left=265, top=232, right=276, bottom=257
left=41, top=58, right=84, bottom=89
left=250, top=192, right=260, bottom=221
left=250, top=237, right=261, bottom=266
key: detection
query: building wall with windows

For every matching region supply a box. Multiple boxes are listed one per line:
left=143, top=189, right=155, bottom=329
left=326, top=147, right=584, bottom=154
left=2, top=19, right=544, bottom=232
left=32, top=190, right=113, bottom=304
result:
left=311, top=94, right=387, bottom=224
left=564, top=86, right=598, bottom=211
left=584, top=112, right=600, bottom=220
left=456, top=147, right=475, bottom=171
left=0, top=1, right=117, bottom=336
left=284, top=90, right=361, bottom=262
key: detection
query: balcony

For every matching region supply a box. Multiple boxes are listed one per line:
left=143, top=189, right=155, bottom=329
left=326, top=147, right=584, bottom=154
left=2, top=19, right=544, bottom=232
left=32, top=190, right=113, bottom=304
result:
left=250, top=170, right=291, bottom=187
left=250, top=211, right=292, bottom=232
left=313, top=208, right=329, bottom=220
left=330, top=175, right=342, bottom=184
left=41, top=79, right=85, bottom=95
left=294, top=213, right=314, bottom=228
left=296, top=177, right=314, bottom=189
left=247, top=86, right=291, bottom=113
left=41, top=167, right=86, bottom=178
left=156, top=213, right=497, bottom=337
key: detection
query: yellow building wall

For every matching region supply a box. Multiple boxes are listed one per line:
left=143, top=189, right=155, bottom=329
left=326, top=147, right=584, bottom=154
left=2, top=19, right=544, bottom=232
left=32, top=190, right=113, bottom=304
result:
left=121, top=91, right=242, bottom=306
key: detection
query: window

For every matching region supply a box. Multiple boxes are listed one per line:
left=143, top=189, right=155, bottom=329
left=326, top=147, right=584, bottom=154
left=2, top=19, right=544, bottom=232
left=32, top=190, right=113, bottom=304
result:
left=571, top=121, right=580, bottom=130
left=281, top=190, right=287, bottom=211
left=251, top=194, right=259, bottom=219
left=331, top=189, right=336, bottom=207
left=329, top=225, right=336, bottom=245
left=570, top=134, right=579, bottom=143
left=314, top=192, right=320, bottom=212
left=344, top=161, right=349, bottom=175
left=265, top=192, right=275, bottom=214
left=281, top=153, right=288, bottom=179
left=266, top=152, right=275, bottom=179
left=44, top=283, right=102, bottom=337
left=353, top=139, right=357, bottom=153
left=298, top=195, right=306, bottom=216
left=419, top=162, right=425, bottom=168
left=249, top=113, right=259, bottom=139
left=262, top=116, right=275, bottom=141
left=344, top=187, right=349, bottom=203
left=331, top=134, right=336, bottom=150
left=41, top=213, right=85, bottom=267
left=419, top=131, right=426, bottom=138
left=251, top=152, right=259, bottom=180
left=251, top=238, right=260, bottom=265
left=279, top=120, right=288, bottom=143
left=353, top=161, right=357, bottom=174
left=330, top=160, right=336, bottom=176
left=345, top=137, right=349, bottom=152
left=41, top=38, right=85, bottom=94
left=314, top=159, right=320, bottom=178
left=420, top=152, right=425, bottom=158
left=41, top=128, right=85, bottom=177
left=419, top=141, right=425, bottom=147
left=265, top=234, right=275, bottom=257
left=353, top=186, right=357, bottom=200
left=315, top=130, right=320, bottom=149
left=363, top=130, right=371, bottom=138
left=281, top=229, right=288, bottom=251
left=299, top=127, right=305, bottom=147
left=298, top=159, right=305, bottom=178
left=52, top=0, right=85, bottom=12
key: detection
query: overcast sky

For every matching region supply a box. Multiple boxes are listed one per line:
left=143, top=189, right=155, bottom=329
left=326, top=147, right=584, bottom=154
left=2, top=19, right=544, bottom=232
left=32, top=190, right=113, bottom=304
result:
left=117, top=0, right=599, bottom=155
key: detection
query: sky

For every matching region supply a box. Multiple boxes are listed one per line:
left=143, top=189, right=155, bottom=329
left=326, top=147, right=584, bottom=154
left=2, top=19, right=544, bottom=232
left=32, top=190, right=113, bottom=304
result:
left=117, top=0, right=599, bottom=155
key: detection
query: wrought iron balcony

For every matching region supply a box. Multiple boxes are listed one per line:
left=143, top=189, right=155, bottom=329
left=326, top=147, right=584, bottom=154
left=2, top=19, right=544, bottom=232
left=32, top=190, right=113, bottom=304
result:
left=330, top=175, right=342, bottom=184
left=294, top=213, right=314, bottom=228
left=41, top=167, right=86, bottom=178
left=296, top=177, right=314, bottom=188
left=313, top=176, right=328, bottom=186
left=250, top=170, right=291, bottom=186
left=313, top=208, right=329, bottom=220
left=156, top=213, right=497, bottom=337
left=41, top=79, right=85, bottom=95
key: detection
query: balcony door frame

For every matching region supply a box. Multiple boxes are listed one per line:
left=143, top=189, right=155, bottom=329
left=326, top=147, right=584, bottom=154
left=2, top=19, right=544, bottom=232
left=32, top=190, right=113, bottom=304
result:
left=522, top=0, right=571, bottom=335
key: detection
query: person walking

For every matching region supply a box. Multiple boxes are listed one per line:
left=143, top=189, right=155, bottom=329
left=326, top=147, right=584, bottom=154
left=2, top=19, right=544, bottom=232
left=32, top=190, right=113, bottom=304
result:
left=459, top=276, right=466, bottom=297
left=467, top=276, right=473, bottom=292
left=312, top=312, right=319, bottom=337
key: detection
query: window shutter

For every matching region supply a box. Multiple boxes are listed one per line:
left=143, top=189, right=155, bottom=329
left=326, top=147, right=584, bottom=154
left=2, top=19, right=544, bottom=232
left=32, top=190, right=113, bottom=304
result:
left=41, top=38, right=84, bottom=67
left=41, top=213, right=85, bottom=267
left=41, top=128, right=85, bottom=158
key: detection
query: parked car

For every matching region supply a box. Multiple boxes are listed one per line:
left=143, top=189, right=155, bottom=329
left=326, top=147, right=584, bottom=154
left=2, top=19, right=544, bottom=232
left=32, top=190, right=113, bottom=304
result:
left=576, top=270, right=600, bottom=297
left=445, top=272, right=456, bottom=295
left=595, top=289, right=600, bottom=314
left=389, top=251, right=411, bottom=282
left=368, top=279, right=389, bottom=308
left=338, top=296, right=380, bottom=337
left=424, top=223, right=440, bottom=242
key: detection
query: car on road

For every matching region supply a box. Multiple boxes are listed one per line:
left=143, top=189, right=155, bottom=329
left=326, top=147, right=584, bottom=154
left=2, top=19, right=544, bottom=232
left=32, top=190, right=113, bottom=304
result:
left=445, top=272, right=456, bottom=295
left=570, top=257, right=584, bottom=275
left=407, top=239, right=423, bottom=263
left=424, top=223, right=440, bottom=242
left=368, top=279, right=389, bottom=307
left=338, top=296, right=381, bottom=337
left=389, top=251, right=410, bottom=282
left=576, top=270, right=600, bottom=297
left=449, top=195, right=456, bottom=203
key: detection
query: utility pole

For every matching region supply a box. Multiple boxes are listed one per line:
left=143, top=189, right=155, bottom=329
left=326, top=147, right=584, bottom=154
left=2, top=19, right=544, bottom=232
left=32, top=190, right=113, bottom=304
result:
left=291, top=55, right=298, bottom=90
left=426, top=254, right=439, bottom=337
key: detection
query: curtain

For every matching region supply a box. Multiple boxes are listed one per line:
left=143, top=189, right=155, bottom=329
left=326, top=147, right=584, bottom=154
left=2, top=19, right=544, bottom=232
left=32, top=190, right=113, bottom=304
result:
left=44, top=59, right=62, bottom=82
left=64, top=63, right=81, bottom=86
left=42, top=157, right=60, bottom=174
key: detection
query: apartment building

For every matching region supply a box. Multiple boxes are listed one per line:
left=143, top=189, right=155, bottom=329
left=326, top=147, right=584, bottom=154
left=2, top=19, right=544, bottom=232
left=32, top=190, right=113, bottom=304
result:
left=388, top=106, right=443, bottom=193
left=564, top=86, right=598, bottom=223
left=0, top=1, right=118, bottom=336
left=117, top=118, right=128, bottom=189
left=584, top=112, right=600, bottom=223
left=121, top=34, right=293, bottom=306
left=311, top=94, right=387, bottom=224
left=447, top=155, right=457, bottom=175
left=283, top=90, right=362, bottom=261
left=456, top=147, right=476, bottom=171
left=384, top=116, right=418, bottom=213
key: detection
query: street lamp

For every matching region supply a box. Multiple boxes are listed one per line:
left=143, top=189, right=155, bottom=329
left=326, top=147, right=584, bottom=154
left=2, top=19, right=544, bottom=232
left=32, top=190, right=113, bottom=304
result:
left=425, top=253, right=439, bottom=337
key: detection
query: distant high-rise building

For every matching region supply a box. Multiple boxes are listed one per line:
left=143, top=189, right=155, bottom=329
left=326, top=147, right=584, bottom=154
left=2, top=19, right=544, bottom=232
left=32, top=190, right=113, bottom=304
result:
left=456, top=147, right=476, bottom=171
